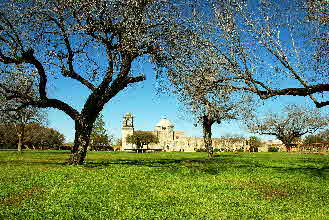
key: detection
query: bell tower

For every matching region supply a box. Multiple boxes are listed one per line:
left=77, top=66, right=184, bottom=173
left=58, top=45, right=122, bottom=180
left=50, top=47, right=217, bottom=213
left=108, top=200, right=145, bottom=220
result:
left=121, top=113, right=134, bottom=150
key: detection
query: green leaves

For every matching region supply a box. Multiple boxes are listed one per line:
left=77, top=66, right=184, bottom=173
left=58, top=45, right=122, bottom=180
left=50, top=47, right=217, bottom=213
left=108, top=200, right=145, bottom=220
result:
left=90, top=113, right=111, bottom=148
left=126, top=130, right=159, bottom=148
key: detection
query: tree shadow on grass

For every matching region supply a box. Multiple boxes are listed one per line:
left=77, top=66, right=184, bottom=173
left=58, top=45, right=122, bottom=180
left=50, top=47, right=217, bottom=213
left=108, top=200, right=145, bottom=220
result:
left=0, top=160, right=67, bottom=167
left=84, top=154, right=329, bottom=178
left=84, top=159, right=188, bottom=168
left=2, top=151, right=328, bottom=178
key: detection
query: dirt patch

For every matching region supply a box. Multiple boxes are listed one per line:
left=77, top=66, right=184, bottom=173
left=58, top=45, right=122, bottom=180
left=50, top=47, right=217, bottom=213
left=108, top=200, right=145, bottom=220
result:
left=259, top=186, right=289, bottom=200
left=0, top=187, right=44, bottom=206
left=225, top=179, right=290, bottom=200
left=290, top=152, right=328, bottom=155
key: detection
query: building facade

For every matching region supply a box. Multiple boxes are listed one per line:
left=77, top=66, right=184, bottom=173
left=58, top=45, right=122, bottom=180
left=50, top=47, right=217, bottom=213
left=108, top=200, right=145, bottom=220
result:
left=121, top=113, right=252, bottom=152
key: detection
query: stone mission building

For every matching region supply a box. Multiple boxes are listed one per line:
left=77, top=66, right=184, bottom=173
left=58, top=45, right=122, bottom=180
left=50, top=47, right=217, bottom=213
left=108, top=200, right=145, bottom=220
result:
left=121, top=113, right=251, bottom=152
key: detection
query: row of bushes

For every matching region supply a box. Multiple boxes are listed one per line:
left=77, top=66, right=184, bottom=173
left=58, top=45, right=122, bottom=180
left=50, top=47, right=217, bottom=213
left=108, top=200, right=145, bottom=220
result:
left=195, top=147, right=280, bottom=153
left=50, top=145, right=116, bottom=151
left=0, top=144, right=117, bottom=151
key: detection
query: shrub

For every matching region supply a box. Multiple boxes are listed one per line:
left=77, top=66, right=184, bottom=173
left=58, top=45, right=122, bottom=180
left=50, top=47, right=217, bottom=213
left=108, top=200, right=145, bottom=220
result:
left=195, top=148, right=207, bottom=152
left=90, top=145, right=114, bottom=151
left=268, top=147, right=279, bottom=152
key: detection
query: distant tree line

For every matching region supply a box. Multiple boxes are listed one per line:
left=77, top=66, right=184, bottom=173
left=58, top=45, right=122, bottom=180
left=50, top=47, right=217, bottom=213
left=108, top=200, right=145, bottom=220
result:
left=0, top=123, right=65, bottom=149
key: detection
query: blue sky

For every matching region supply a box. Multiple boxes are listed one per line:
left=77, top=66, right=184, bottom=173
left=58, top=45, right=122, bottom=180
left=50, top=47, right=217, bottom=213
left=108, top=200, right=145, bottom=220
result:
left=46, top=62, right=328, bottom=143
left=43, top=1, right=329, bottom=143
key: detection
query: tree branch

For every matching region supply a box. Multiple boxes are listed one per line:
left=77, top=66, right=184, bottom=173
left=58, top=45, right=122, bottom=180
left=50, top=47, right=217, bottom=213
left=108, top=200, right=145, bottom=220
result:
left=257, top=84, right=329, bottom=98
left=27, top=99, right=80, bottom=121
left=40, top=12, right=96, bottom=91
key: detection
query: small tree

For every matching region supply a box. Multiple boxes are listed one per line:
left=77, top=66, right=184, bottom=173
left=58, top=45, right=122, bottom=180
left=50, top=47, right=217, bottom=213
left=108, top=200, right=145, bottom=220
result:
left=89, top=113, right=112, bottom=150
left=126, top=131, right=158, bottom=149
left=318, top=129, right=329, bottom=143
left=169, top=62, right=254, bottom=157
left=112, top=138, right=122, bottom=151
left=248, top=105, right=329, bottom=151
left=248, top=136, right=262, bottom=152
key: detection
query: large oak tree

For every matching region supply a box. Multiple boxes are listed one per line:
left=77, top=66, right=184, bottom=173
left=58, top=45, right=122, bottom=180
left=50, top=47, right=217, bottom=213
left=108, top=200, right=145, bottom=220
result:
left=0, top=0, right=200, bottom=164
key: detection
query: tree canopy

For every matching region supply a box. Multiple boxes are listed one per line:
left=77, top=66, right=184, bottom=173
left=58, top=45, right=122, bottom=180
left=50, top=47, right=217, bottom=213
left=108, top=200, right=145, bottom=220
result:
left=304, top=129, right=329, bottom=145
left=169, top=61, right=254, bottom=157
left=126, top=131, right=159, bottom=149
left=249, top=136, right=262, bottom=152
left=195, top=0, right=328, bottom=107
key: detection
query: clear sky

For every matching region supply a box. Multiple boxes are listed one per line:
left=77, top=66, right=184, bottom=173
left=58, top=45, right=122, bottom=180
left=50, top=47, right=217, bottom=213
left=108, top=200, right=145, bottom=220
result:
left=46, top=61, right=328, bottom=143
left=43, top=0, right=329, bottom=143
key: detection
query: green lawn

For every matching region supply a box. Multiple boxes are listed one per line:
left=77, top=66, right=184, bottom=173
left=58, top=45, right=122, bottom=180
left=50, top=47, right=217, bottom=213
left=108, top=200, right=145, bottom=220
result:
left=0, top=150, right=328, bottom=219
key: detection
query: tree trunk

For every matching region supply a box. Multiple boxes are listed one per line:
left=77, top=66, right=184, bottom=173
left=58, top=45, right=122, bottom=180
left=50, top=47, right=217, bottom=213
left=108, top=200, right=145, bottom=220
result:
left=280, top=138, right=293, bottom=152
left=68, top=121, right=93, bottom=165
left=15, top=124, right=25, bottom=153
left=286, top=144, right=292, bottom=152
left=202, top=115, right=214, bottom=157
left=17, top=133, right=22, bottom=153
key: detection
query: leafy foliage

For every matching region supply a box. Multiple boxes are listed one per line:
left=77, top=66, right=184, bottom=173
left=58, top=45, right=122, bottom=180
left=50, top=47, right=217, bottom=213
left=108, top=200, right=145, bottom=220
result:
left=304, top=129, right=329, bottom=145
left=0, top=123, right=64, bottom=149
left=304, top=135, right=325, bottom=145
left=126, top=131, right=159, bottom=148
left=268, top=147, right=279, bottom=152
left=318, top=129, right=329, bottom=142
left=89, top=114, right=112, bottom=149
left=24, top=123, right=65, bottom=149
left=0, top=96, right=47, bottom=151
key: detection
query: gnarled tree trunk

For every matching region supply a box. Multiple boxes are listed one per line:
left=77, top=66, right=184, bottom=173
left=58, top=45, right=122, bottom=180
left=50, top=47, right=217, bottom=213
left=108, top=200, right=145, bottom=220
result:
left=279, top=137, right=294, bottom=152
left=68, top=120, right=93, bottom=165
left=202, top=115, right=214, bottom=158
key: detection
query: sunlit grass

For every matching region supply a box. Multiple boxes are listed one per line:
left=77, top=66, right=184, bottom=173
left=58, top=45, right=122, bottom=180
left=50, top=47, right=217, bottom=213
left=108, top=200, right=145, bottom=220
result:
left=0, top=150, right=328, bottom=219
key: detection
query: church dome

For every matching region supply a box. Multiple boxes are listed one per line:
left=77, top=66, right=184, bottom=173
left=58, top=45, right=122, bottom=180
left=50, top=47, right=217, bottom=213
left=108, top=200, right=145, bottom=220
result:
left=124, top=112, right=133, bottom=117
left=155, top=117, right=174, bottom=129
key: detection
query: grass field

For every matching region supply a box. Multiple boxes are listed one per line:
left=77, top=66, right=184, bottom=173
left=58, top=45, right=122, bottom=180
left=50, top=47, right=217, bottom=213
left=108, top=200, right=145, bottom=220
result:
left=0, top=150, right=328, bottom=219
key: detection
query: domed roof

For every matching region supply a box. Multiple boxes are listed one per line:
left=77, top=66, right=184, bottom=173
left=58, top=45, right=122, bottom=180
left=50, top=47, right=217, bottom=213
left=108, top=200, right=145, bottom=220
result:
left=156, top=116, right=174, bottom=128
left=124, top=112, right=133, bottom=117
